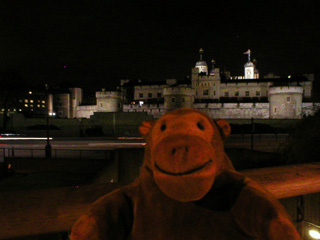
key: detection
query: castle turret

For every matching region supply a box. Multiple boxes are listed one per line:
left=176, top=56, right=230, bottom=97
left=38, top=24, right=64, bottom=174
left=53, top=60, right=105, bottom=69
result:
left=269, top=86, right=303, bottom=119
left=209, top=59, right=215, bottom=76
left=195, top=48, right=208, bottom=75
left=243, top=49, right=259, bottom=79
left=96, top=89, right=121, bottom=112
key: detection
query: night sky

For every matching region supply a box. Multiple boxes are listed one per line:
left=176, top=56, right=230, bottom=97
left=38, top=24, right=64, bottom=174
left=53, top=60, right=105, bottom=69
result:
left=1, top=0, right=320, bottom=91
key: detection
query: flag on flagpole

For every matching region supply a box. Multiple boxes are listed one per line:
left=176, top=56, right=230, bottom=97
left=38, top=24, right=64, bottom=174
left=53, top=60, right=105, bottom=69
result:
left=243, top=49, right=251, bottom=55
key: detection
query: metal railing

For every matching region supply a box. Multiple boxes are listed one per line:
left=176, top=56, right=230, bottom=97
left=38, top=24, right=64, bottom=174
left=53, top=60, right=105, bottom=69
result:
left=0, top=147, right=112, bottom=160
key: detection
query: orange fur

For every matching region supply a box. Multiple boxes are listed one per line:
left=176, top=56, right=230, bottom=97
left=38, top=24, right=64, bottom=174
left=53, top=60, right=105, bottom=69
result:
left=71, top=108, right=300, bottom=240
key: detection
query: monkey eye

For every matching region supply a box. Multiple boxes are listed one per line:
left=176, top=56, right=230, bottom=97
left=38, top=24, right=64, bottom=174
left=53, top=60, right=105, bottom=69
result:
left=160, top=124, right=167, bottom=131
left=197, top=122, right=205, bottom=130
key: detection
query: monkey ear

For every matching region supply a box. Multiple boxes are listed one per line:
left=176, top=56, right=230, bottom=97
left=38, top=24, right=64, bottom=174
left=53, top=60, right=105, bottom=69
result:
left=139, top=120, right=156, bottom=138
left=215, top=119, right=231, bottom=140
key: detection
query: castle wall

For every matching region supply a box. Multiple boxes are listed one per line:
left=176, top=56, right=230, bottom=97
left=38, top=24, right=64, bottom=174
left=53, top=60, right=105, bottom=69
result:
left=123, top=104, right=165, bottom=119
left=163, top=87, right=194, bottom=111
left=220, top=82, right=268, bottom=98
left=194, top=103, right=270, bottom=119
left=76, top=105, right=98, bottom=119
left=123, top=103, right=270, bottom=119
left=134, top=85, right=166, bottom=101
left=302, top=103, right=320, bottom=117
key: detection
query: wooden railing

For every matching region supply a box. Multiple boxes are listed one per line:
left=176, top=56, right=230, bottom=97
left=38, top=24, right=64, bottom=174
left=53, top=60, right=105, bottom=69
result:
left=1, top=162, right=320, bottom=239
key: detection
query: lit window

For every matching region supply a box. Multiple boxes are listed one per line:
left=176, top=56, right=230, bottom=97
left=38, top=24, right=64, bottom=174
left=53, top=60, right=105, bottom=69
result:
left=42, top=105, right=45, bottom=108
left=37, top=104, right=40, bottom=108
left=29, top=91, right=32, bottom=94
left=42, top=100, right=46, bottom=104
left=30, top=104, right=33, bottom=107
left=30, top=100, right=34, bottom=103
left=25, top=104, right=28, bottom=107
left=25, top=99, right=28, bottom=103
left=19, top=109, right=22, bottom=112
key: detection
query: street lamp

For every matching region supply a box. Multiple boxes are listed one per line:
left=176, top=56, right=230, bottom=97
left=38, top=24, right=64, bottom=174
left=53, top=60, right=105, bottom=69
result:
left=45, top=84, right=51, bottom=158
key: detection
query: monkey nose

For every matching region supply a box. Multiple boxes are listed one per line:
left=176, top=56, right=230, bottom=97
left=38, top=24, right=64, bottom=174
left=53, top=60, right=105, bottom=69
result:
left=171, top=146, right=189, bottom=156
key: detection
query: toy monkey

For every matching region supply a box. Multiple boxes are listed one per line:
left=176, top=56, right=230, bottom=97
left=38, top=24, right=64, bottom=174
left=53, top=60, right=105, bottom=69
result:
left=70, top=108, right=301, bottom=240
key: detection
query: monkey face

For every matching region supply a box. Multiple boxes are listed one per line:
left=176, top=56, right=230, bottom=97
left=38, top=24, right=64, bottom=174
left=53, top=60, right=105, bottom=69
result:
left=139, top=108, right=231, bottom=202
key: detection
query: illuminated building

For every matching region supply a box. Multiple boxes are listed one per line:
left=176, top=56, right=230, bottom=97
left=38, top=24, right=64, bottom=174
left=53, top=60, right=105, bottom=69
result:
left=122, top=49, right=317, bottom=119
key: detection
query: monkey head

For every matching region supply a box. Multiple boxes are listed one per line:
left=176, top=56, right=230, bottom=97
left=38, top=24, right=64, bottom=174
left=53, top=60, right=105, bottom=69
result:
left=139, top=108, right=233, bottom=202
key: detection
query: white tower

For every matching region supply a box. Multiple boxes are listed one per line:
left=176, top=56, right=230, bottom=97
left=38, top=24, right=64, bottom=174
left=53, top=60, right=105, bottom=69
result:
left=195, top=48, right=208, bottom=75
left=243, top=49, right=259, bottom=79
left=244, top=49, right=254, bottom=79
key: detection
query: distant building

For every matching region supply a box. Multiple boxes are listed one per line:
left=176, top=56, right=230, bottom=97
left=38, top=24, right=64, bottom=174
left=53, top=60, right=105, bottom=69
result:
left=0, top=88, right=47, bottom=117
left=48, top=88, right=122, bottom=119
left=43, top=49, right=319, bottom=119
left=121, top=49, right=317, bottom=119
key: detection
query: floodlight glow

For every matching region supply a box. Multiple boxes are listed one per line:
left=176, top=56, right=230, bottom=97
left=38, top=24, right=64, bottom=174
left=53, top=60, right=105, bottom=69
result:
left=310, top=230, right=320, bottom=239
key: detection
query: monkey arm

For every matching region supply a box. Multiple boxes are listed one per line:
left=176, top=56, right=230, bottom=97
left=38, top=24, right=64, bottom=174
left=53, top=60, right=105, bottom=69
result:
left=231, top=179, right=301, bottom=240
left=70, top=188, right=133, bottom=240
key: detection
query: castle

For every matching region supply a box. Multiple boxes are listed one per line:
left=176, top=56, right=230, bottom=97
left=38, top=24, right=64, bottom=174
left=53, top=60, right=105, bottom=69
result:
left=50, top=49, right=319, bottom=119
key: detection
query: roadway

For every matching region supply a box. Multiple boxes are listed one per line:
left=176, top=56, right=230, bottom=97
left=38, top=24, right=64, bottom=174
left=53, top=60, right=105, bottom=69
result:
left=0, top=134, right=288, bottom=159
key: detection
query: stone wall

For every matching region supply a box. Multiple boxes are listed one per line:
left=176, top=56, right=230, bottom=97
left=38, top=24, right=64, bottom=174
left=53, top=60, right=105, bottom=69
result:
left=194, top=103, right=270, bottom=119
left=123, top=103, right=270, bottom=119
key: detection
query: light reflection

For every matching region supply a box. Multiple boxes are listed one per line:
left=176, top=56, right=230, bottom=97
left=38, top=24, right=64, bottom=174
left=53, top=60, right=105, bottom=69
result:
left=0, top=137, right=53, bottom=140
left=310, top=230, right=320, bottom=239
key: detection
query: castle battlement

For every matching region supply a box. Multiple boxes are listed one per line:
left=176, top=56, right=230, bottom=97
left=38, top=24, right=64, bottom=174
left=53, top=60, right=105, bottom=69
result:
left=135, top=85, right=166, bottom=89
left=96, top=91, right=121, bottom=98
left=269, top=86, right=303, bottom=95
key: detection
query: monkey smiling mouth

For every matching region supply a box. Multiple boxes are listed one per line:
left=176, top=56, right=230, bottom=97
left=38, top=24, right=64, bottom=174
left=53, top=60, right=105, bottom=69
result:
left=154, top=160, right=213, bottom=176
